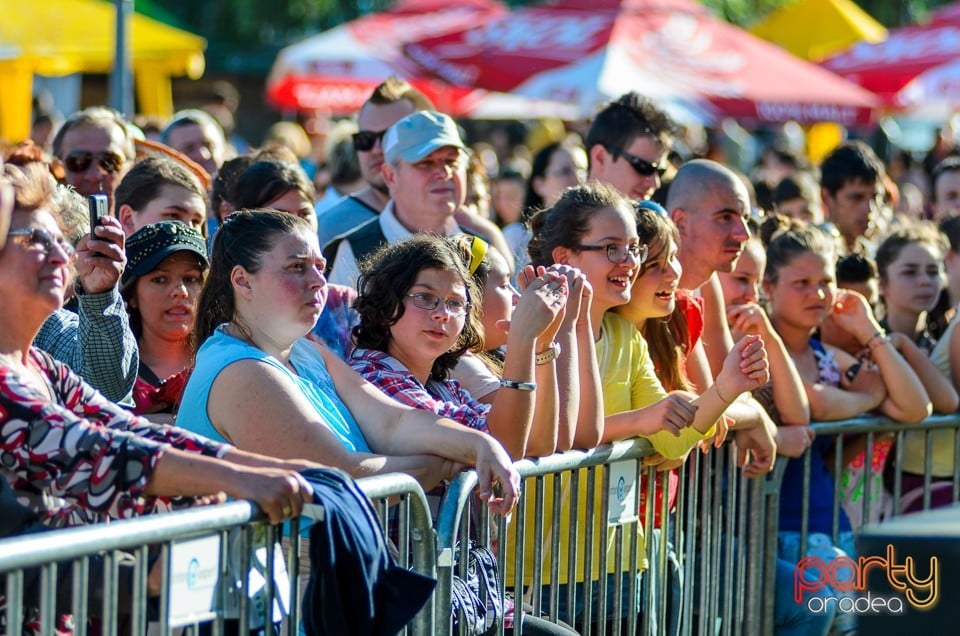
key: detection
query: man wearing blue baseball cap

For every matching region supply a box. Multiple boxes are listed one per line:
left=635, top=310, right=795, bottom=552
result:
left=326, top=110, right=472, bottom=288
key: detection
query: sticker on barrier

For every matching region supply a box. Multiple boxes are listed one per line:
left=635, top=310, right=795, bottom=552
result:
left=168, top=535, right=222, bottom=627
left=607, top=459, right=639, bottom=526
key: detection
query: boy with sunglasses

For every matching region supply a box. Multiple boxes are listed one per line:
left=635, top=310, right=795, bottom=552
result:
left=52, top=107, right=135, bottom=212
left=585, top=92, right=676, bottom=202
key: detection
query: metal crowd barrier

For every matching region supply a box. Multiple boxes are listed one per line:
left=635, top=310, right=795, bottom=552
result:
left=766, top=414, right=960, bottom=559
left=431, top=438, right=769, bottom=636
left=2, top=429, right=818, bottom=636
left=0, top=472, right=436, bottom=636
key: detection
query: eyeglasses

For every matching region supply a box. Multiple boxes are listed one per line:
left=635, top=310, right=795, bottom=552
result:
left=8, top=228, right=77, bottom=260
left=405, top=292, right=470, bottom=316
left=574, top=243, right=647, bottom=265
left=63, top=150, right=126, bottom=174
left=605, top=146, right=666, bottom=178
left=352, top=130, right=386, bottom=152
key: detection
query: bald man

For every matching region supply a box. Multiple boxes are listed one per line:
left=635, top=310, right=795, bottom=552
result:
left=667, top=159, right=779, bottom=475
left=668, top=159, right=752, bottom=290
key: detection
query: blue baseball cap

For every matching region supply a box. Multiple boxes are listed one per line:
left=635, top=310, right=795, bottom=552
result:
left=382, top=111, right=469, bottom=165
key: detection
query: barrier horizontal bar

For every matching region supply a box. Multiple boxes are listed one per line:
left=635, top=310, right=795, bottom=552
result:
left=434, top=439, right=655, bottom=548
left=808, top=413, right=960, bottom=435
left=0, top=501, right=259, bottom=573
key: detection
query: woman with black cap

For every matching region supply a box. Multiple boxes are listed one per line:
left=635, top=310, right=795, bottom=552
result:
left=121, top=221, right=208, bottom=419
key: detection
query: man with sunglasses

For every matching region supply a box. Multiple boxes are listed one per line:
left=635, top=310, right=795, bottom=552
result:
left=317, top=78, right=434, bottom=250
left=585, top=92, right=676, bottom=202
left=52, top=107, right=135, bottom=213
left=326, top=110, right=472, bottom=289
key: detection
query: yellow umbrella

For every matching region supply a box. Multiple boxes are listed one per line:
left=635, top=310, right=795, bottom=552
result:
left=0, top=0, right=205, bottom=142
left=750, top=0, right=887, bottom=62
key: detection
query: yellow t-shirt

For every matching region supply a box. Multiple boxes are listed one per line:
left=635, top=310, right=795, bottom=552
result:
left=505, top=313, right=709, bottom=585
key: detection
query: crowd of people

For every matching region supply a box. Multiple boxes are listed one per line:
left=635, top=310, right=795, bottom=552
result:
left=3, top=76, right=960, bottom=634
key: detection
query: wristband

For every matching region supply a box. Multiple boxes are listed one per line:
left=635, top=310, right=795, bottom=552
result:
left=865, top=330, right=888, bottom=351
left=714, top=383, right=734, bottom=404
left=535, top=342, right=561, bottom=365
left=499, top=379, right=536, bottom=391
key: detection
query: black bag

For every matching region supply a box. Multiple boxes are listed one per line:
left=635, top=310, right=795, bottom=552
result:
left=451, top=541, right=506, bottom=636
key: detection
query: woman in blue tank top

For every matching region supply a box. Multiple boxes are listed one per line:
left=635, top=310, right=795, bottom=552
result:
left=178, top=210, right=520, bottom=514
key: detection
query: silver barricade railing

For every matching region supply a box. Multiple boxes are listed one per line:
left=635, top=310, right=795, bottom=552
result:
left=0, top=473, right=438, bottom=636
left=431, top=438, right=769, bottom=636
left=434, top=438, right=721, bottom=636
left=0, top=500, right=268, bottom=636
left=787, top=415, right=960, bottom=558
left=675, top=439, right=772, bottom=636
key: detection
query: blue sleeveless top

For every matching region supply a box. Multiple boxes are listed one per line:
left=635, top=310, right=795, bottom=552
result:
left=178, top=326, right=371, bottom=453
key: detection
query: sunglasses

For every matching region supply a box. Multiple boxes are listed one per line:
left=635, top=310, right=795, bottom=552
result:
left=352, top=130, right=386, bottom=152
left=7, top=227, right=77, bottom=260
left=605, top=146, right=667, bottom=178
left=63, top=150, right=126, bottom=174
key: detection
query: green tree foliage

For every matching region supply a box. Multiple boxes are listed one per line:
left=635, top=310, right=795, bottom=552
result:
left=704, top=0, right=959, bottom=27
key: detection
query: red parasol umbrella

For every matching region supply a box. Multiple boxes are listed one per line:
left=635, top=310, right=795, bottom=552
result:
left=265, top=0, right=580, bottom=118
left=401, top=0, right=878, bottom=126
left=822, top=2, right=960, bottom=110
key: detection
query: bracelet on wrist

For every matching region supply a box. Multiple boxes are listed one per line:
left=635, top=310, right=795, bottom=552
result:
left=499, top=379, right=536, bottom=391
left=535, top=342, right=561, bottom=365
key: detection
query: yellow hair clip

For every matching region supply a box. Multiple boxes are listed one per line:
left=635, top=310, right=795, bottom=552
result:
left=468, top=236, right=488, bottom=276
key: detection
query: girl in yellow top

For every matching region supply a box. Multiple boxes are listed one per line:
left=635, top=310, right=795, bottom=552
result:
left=511, top=183, right=768, bottom=629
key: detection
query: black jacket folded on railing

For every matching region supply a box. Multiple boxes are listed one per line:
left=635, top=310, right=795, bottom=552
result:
left=300, top=468, right=436, bottom=636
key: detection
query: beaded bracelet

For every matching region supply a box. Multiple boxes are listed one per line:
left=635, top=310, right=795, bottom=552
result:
left=500, top=379, right=537, bottom=391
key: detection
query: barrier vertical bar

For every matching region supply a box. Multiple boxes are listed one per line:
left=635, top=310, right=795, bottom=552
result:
left=862, top=432, right=875, bottom=529
left=531, top=476, right=546, bottom=616
left=130, top=546, right=148, bottom=636
left=722, top=446, right=736, bottom=636
left=597, top=466, right=612, bottom=635
left=567, top=469, right=580, bottom=628
left=549, top=472, right=562, bottom=622
left=39, top=562, right=56, bottom=635
left=924, top=430, right=934, bottom=510
left=832, top=435, right=844, bottom=542
left=680, top=452, right=699, bottom=636
left=582, top=466, right=596, bottom=634
left=799, top=450, right=812, bottom=556
left=697, top=447, right=712, bottom=636
left=641, top=467, right=656, bottom=636
left=627, top=458, right=641, bottom=636
left=72, top=556, right=91, bottom=636
left=732, top=447, right=749, bottom=634
left=158, top=542, right=171, bottom=635
left=709, top=447, right=724, bottom=632
left=893, top=431, right=904, bottom=513
left=658, top=470, right=670, bottom=633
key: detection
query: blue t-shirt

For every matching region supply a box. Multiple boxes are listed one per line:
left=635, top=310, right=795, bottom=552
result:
left=178, top=326, right=371, bottom=453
